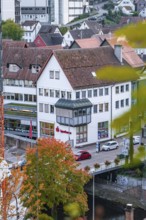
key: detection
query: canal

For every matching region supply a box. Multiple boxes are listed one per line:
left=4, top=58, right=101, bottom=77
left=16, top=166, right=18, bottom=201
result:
left=87, top=195, right=146, bottom=220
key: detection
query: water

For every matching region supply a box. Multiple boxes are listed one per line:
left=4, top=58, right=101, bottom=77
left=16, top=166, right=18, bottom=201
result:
left=87, top=195, right=146, bottom=220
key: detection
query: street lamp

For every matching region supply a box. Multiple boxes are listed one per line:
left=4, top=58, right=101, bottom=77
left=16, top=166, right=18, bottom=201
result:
left=92, top=172, right=95, bottom=220
left=12, top=193, right=19, bottom=220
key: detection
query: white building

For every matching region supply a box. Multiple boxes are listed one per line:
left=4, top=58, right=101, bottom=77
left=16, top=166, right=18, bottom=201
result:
left=1, top=0, right=15, bottom=21
left=115, top=0, right=135, bottom=15
left=22, top=21, right=41, bottom=43
left=139, top=7, right=146, bottom=17
left=37, top=46, right=132, bottom=147
left=3, top=46, right=52, bottom=139
left=20, top=0, right=89, bottom=25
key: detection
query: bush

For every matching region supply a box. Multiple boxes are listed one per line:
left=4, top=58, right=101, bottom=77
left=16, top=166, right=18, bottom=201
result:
left=114, top=158, right=120, bottom=165
left=135, top=168, right=143, bottom=178
left=105, top=160, right=111, bottom=166
left=39, top=214, right=54, bottom=220
left=84, top=166, right=90, bottom=172
left=138, top=145, right=145, bottom=153
left=94, top=163, right=100, bottom=169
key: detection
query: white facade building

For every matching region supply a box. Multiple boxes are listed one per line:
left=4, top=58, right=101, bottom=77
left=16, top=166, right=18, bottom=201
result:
left=115, top=0, right=135, bottom=15
left=37, top=47, right=132, bottom=147
left=22, top=21, right=41, bottom=42
left=1, top=0, right=15, bottom=21
left=20, top=0, right=89, bottom=25
left=139, top=7, right=146, bottom=17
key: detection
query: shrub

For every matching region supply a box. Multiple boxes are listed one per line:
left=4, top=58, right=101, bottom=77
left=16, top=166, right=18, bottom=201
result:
left=84, top=166, right=90, bottom=172
left=135, top=168, right=143, bottom=178
left=105, top=160, right=111, bottom=166
left=114, top=158, right=120, bottom=165
left=94, top=163, right=100, bottom=169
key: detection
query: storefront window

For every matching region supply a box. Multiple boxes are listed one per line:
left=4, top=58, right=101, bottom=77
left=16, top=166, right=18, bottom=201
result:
left=76, top=125, right=87, bottom=144
left=98, top=121, right=108, bottom=139
left=40, top=122, right=54, bottom=137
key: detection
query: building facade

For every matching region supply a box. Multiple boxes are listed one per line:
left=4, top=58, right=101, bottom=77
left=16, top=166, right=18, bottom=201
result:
left=22, top=21, right=41, bottom=42
left=1, top=0, right=15, bottom=21
left=37, top=47, right=132, bottom=147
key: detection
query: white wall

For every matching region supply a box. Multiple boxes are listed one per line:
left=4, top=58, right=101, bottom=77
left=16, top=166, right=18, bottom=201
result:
left=37, top=54, right=132, bottom=147
left=22, top=22, right=41, bottom=42
left=1, top=0, right=15, bottom=21
left=37, top=55, right=74, bottom=143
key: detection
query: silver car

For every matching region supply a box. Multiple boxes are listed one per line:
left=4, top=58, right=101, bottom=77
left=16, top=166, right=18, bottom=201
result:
left=101, top=141, right=119, bottom=151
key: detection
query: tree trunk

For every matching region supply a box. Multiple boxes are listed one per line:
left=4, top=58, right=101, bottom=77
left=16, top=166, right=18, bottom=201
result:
left=51, top=206, right=57, bottom=220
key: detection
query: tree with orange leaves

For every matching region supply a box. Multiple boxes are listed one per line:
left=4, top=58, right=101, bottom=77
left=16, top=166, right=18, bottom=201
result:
left=0, top=166, right=23, bottom=220
left=20, top=138, right=90, bottom=219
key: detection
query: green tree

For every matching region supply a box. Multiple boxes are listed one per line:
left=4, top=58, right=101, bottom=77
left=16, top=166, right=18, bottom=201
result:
left=2, top=19, right=24, bottom=40
left=20, top=138, right=90, bottom=219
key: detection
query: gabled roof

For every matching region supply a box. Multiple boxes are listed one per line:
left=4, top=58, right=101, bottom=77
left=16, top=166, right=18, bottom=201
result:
left=39, top=25, right=59, bottom=34
left=83, top=20, right=102, bottom=34
left=3, top=47, right=52, bottom=81
left=2, top=40, right=28, bottom=48
left=52, top=47, right=123, bottom=89
left=69, top=29, right=94, bottom=40
left=22, top=20, right=39, bottom=27
left=119, top=16, right=144, bottom=25
left=72, top=38, right=101, bottom=48
left=101, top=37, right=144, bottom=68
left=39, top=33, right=63, bottom=46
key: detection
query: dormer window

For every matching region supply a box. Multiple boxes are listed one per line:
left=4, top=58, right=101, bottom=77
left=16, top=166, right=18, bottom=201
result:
left=31, top=64, right=41, bottom=74
left=9, top=64, right=20, bottom=72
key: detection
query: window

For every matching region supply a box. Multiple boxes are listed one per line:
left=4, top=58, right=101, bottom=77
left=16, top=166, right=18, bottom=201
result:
left=93, top=89, right=97, bottom=97
left=55, top=71, right=60, bottom=79
left=40, top=122, right=54, bottom=137
left=76, top=91, right=80, bottom=99
left=121, top=85, right=124, bottom=93
left=39, top=88, right=43, bottom=96
left=50, top=105, right=54, bottom=113
left=44, top=89, right=49, bottom=96
left=126, top=98, right=129, bottom=106
left=88, top=90, right=92, bottom=98
left=39, top=103, right=43, bottom=112
left=98, top=121, right=108, bottom=139
left=44, top=104, right=49, bottom=113
left=55, top=90, right=60, bottom=98
left=93, top=105, right=98, bottom=113
left=50, top=89, right=54, bottom=97
left=99, top=88, right=103, bottom=96
left=82, top=91, right=86, bottom=99
left=67, top=92, right=71, bottom=99
left=121, top=99, right=124, bottom=107
left=61, top=91, right=66, bottom=98
left=105, top=88, right=109, bottom=95
left=126, top=84, right=129, bottom=91
left=76, top=125, right=87, bottom=144
left=99, top=104, right=103, bottom=112
left=50, top=71, right=54, bottom=79
left=105, top=103, right=109, bottom=112
left=115, top=86, right=119, bottom=94
left=115, top=101, right=119, bottom=109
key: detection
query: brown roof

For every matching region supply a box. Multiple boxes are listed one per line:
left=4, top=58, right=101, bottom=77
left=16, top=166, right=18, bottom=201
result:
left=101, top=37, right=144, bottom=68
left=3, top=47, right=52, bottom=81
left=74, top=38, right=101, bottom=48
left=53, top=47, right=123, bottom=89
left=2, top=40, right=28, bottom=48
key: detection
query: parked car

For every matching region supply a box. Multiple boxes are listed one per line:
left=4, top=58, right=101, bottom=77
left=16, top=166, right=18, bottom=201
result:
left=75, top=150, right=91, bottom=161
left=133, top=136, right=141, bottom=145
left=101, top=141, right=119, bottom=151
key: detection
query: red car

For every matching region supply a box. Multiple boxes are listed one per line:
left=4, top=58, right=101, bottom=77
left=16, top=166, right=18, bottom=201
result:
left=75, top=150, right=91, bottom=161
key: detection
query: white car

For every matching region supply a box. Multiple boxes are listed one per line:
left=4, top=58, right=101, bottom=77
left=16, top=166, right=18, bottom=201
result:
left=101, top=141, right=119, bottom=151
left=133, top=136, right=141, bottom=145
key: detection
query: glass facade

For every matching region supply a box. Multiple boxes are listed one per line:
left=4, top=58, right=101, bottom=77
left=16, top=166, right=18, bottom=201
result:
left=76, top=125, right=87, bottom=144
left=98, top=121, right=109, bottom=139
left=40, top=122, right=54, bottom=137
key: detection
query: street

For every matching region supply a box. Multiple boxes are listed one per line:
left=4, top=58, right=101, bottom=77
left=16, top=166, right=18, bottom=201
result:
left=72, top=139, right=140, bottom=169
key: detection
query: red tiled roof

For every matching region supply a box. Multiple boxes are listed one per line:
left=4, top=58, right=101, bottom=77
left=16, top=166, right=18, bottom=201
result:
left=101, top=37, right=144, bottom=68
left=3, top=47, right=52, bottom=81
left=75, top=38, right=101, bottom=48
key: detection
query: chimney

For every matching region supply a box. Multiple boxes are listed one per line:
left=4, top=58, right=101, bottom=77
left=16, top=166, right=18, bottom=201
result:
left=114, top=44, right=123, bottom=63
left=125, top=204, right=134, bottom=220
